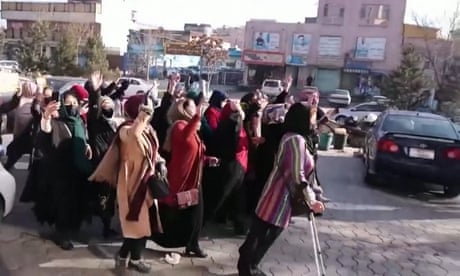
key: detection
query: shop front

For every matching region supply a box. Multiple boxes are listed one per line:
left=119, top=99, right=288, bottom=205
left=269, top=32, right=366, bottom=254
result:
left=242, top=50, right=285, bottom=86
left=315, top=68, right=341, bottom=91
left=341, top=62, right=371, bottom=95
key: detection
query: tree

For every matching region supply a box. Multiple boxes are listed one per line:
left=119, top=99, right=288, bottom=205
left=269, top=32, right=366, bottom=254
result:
left=413, top=3, right=460, bottom=102
left=189, top=35, right=227, bottom=91
left=16, top=21, right=51, bottom=73
left=83, top=35, right=108, bottom=74
left=382, top=45, right=429, bottom=110
left=52, top=29, right=80, bottom=76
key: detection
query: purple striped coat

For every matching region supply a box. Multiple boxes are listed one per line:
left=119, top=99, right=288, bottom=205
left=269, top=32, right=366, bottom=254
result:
left=255, top=133, right=315, bottom=228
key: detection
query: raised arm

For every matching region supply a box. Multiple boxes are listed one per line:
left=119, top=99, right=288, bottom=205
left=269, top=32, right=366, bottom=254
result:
left=183, top=114, right=201, bottom=140
left=119, top=106, right=153, bottom=142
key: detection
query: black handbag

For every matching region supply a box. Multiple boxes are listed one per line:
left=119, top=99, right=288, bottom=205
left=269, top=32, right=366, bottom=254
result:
left=146, top=160, right=170, bottom=199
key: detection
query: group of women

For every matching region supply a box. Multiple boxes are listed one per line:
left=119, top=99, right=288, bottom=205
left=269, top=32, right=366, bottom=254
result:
left=5, top=72, right=326, bottom=275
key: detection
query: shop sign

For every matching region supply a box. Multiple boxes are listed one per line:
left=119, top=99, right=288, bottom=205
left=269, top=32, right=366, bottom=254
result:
left=318, top=36, right=342, bottom=57
left=164, top=42, right=202, bottom=56
left=286, top=55, right=307, bottom=66
left=252, top=32, right=281, bottom=52
left=354, top=37, right=386, bottom=60
left=242, top=50, right=284, bottom=65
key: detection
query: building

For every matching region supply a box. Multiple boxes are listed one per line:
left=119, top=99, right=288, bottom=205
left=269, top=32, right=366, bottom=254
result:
left=242, top=0, right=407, bottom=93
left=213, top=26, right=245, bottom=48
left=1, top=0, right=131, bottom=64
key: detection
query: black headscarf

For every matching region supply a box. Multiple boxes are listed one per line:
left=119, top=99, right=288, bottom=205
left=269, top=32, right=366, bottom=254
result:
left=284, top=103, right=311, bottom=138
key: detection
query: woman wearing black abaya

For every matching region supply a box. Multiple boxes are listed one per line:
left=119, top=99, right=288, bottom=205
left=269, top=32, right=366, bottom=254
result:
left=33, top=89, right=93, bottom=250
left=85, top=72, right=119, bottom=238
left=204, top=101, right=249, bottom=235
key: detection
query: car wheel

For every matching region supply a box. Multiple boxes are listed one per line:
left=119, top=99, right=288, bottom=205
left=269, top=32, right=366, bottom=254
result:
left=443, top=185, right=460, bottom=198
left=335, top=116, right=346, bottom=125
left=364, top=154, right=378, bottom=186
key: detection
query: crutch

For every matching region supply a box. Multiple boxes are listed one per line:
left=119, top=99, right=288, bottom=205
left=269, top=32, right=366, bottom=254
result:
left=307, top=210, right=327, bottom=276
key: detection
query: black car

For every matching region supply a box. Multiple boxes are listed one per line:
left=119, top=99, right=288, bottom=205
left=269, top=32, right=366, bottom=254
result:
left=363, top=110, right=460, bottom=197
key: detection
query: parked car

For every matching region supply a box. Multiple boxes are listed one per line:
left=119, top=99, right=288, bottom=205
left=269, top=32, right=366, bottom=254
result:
left=0, top=162, right=16, bottom=222
left=0, top=60, right=20, bottom=72
left=261, top=79, right=283, bottom=97
left=118, top=77, right=157, bottom=99
left=327, top=89, right=351, bottom=107
left=363, top=110, right=460, bottom=197
left=334, top=102, right=388, bottom=124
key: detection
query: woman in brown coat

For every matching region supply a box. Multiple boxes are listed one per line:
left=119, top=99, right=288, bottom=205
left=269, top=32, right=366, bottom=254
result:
left=89, top=94, right=163, bottom=273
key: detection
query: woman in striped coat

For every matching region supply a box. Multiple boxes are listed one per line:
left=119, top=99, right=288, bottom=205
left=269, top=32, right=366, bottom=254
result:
left=237, top=103, right=325, bottom=276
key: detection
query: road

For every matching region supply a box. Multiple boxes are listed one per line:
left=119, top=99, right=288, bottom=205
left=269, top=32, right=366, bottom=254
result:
left=1, top=145, right=460, bottom=275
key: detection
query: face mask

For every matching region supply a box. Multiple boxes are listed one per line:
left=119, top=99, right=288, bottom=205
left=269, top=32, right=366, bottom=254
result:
left=65, top=105, right=79, bottom=117
left=101, top=108, right=114, bottom=118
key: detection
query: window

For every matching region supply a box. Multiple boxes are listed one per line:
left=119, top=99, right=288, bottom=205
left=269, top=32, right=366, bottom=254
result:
left=339, top=8, right=345, bottom=18
left=360, top=4, right=390, bottom=26
left=382, top=115, right=458, bottom=140
left=130, top=79, right=140, bottom=85
left=323, top=4, right=329, bottom=16
left=354, top=103, right=385, bottom=112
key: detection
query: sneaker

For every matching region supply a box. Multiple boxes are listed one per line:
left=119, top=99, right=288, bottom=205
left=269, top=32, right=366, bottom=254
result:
left=128, top=259, right=151, bottom=273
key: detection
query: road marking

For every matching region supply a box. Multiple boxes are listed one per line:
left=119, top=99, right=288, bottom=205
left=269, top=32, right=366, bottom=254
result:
left=327, top=202, right=400, bottom=211
left=40, top=258, right=119, bottom=269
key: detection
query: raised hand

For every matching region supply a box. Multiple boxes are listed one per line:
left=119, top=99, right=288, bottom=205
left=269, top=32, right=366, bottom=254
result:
left=90, top=70, right=104, bottom=91
left=43, top=101, right=60, bottom=119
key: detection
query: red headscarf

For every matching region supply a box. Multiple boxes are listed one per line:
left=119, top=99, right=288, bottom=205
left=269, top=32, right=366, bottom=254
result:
left=72, top=85, right=89, bottom=101
left=124, top=94, right=145, bottom=119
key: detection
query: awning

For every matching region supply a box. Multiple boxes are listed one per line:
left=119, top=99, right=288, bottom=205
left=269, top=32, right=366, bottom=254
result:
left=343, top=61, right=370, bottom=74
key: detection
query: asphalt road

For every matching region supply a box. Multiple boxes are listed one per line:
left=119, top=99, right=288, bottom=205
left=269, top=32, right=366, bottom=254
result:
left=1, top=140, right=459, bottom=275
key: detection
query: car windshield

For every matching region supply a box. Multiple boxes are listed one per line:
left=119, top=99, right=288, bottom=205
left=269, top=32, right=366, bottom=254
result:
left=381, top=114, right=458, bottom=140
left=264, top=81, right=279, bottom=87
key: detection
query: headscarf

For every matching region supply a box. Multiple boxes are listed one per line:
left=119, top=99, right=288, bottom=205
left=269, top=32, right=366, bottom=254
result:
left=284, top=102, right=311, bottom=138
left=21, top=81, right=38, bottom=98
left=72, top=85, right=89, bottom=102
left=59, top=91, right=92, bottom=176
left=163, top=98, right=197, bottom=152
left=208, top=90, right=228, bottom=108
left=124, top=94, right=145, bottom=119
left=220, top=101, right=245, bottom=122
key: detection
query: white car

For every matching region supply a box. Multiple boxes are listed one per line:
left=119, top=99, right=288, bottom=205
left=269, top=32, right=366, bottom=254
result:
left=0, top=162, right=16, bottom=222
left=0, top=60, right=20, bottom=72
left=333, top=101, right=387, bottom=124
left=261, top=79, right=283, bottom=97
left=328, top=89, right=351, bottom=107
left=118, top=77, right=158, bottom=99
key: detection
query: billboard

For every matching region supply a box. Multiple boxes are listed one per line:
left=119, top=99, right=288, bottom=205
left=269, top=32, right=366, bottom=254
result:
left=355, top=37, right=386, bottom=60
left=253, top=32, right=280, bottom=51
left=292, top=33, right=312, bottom=54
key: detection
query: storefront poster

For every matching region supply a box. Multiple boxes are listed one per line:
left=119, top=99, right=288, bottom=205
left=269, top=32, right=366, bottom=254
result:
left=355, top=37, right=386, bottom=60
left=242, top=50, right=284, bottom=65
left=253, top=32, right=280, bottom=51
left=318, top=36, right=342, bottom=56
left=286, top=55, right=307, bottom=66
left=292, top=33, right=312, bottom=54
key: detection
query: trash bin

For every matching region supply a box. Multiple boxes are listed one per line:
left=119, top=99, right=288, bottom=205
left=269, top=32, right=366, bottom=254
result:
left=318, top=132, right=333, bottom=151
left=333, top=128, right=348, bottom=150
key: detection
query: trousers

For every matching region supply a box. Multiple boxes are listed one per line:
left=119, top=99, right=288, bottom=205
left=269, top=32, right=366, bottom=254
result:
left=119, top=238, right=146, bottom=260
left=238, top=216, right=283, bottom=274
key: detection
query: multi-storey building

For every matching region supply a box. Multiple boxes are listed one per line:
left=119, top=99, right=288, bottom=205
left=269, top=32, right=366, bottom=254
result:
left=1, top=0, right=130, bottom=62
left=213, top=26, right=245, bottom=48
left=242, top=0, right=407, bottom=93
